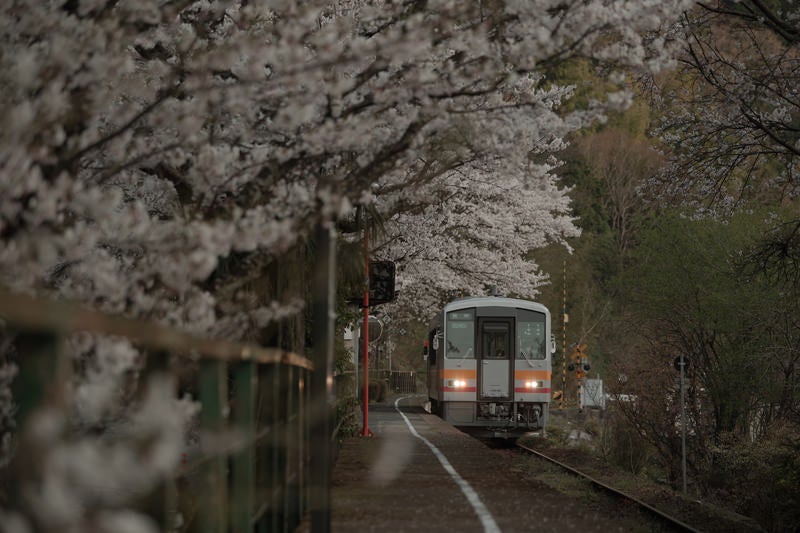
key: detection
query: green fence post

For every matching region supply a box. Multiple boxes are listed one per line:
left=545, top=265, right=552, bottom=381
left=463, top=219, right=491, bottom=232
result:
left=12, top=332, right=64, bottom=428
left=309, top=224, right=336, bottom=532
left=232, top=358, right=256, bottom=532
left=141, top=350, right=178, bottom=530
left=6, top=332, right=64, bottom=514
left=292, top=365, right=305, bottom=528
left=199, top=359, right=228, bottom=533
left=298, top=367, right=307, bottom=521
left=258, top=363, right=283, bottom=533
left=283, top=364, right=295, bottom=532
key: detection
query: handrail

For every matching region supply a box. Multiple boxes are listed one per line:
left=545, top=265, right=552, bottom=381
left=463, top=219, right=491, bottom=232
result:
left=0, top=288, right=313, bottom=369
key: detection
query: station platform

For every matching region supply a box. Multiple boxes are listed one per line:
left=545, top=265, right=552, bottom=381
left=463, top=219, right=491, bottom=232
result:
left=326, top=395, right=630, bottom=532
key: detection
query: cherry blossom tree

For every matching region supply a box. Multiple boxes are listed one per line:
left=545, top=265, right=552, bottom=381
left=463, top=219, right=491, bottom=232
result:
left=648, top=0, right=800, bottom=300
left=0, top=0, right=692, bottom=530
left=652, top=1, right=800, bottom=211
left=375, top=156, right=579, bottom=317
left=0, top=0, right=694, bottom=322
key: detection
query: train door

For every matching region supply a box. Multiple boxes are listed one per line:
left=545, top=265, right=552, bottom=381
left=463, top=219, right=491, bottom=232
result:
left=478, top=318, right=512, bottom=399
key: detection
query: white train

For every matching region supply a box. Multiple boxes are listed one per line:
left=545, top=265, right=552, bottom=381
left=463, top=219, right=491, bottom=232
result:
left=424, top=297, right=555, bottom=436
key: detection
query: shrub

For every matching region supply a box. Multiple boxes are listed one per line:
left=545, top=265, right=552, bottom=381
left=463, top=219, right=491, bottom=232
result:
left=601, top=409, right=649, bottom=475
left=707, top=427, right=800, bottom=532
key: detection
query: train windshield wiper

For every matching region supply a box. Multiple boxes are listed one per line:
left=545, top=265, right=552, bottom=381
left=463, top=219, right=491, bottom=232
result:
left=520, top=349, right=536, bottom=367
left=456, top=347, right=473, bottom=367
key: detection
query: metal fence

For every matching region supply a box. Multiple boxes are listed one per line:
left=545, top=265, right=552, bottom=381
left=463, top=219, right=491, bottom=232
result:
left=388, top=370, right=418, bottom=394
left=0, top=285, right=338, bottom=532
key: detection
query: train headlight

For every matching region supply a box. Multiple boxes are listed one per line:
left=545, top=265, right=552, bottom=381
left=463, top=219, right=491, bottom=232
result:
left=525, top=380, right=541, bottom=389
left=448, top=379, right=467, bottom=388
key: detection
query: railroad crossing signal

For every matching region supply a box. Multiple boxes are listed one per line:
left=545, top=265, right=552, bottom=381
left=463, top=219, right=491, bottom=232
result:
left=570, top=343, right=588, bottom=362
left=567, top=343, right=590, bottom=379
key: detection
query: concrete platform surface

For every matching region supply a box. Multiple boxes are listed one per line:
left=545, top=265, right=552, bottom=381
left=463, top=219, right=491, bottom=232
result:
left=324, top=395, right=641, bottom=532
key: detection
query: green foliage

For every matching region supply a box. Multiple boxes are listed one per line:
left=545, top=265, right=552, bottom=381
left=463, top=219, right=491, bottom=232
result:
left=540, top=58, right=598, bottom=112
left=605, top=99, right=652, bottom=138
left=709, top=428, right=800, bottom=532
left=544, top=423, right=571, bottom=447
left=367, top=379, right=387, bottom=403
left=557, top=146, right=612, bottom=235
left=543, top=57, right=654, bottom=139
left=616, top=210, right=780, bottom=436
left=534, top=12, right=800, bottom=524
left=335, top=390, right=360, bottom=438
left=600, top=409, right=649, bottom=475
left=333, top=326, right=359, bottom=437
left=388, top=319, right=428, bottom=372
left=604, top=207, right=800, bottom=529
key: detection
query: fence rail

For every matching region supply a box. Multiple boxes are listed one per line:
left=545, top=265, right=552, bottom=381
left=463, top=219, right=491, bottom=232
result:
left=0, top=274, right=337, bottom=533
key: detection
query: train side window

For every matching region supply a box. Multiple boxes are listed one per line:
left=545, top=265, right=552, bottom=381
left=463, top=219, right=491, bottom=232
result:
left=517, top=309, right=547, bottom=360
left=428, top=329, right=438, bottom=365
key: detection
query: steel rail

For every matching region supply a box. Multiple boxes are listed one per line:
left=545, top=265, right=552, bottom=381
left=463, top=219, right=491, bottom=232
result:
left=516, top=442, right=701, bottom=533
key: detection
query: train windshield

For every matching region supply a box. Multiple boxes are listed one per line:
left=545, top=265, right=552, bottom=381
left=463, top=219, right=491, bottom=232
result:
left=517, top=309, right=547, bottom=360
left=445, top=309, right=475, bottom=358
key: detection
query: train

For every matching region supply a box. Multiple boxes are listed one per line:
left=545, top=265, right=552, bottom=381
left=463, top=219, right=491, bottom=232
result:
left=424, top=296, right=555, bottom=437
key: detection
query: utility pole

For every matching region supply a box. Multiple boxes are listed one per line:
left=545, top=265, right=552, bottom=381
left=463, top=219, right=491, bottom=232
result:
left=560, top=259, right=567, bottom=408
left=674, top=354, right=690, bottom=494
left=360, top=223, right=372, bottom=437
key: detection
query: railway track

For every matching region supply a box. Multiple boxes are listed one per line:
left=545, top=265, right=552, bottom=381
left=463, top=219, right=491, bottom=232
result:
left=515, top=441, right=701, bottom=532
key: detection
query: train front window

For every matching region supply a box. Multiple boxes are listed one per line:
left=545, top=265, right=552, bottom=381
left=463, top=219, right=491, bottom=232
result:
left=481, top=321, right=511, bottom=360
left=517, top=309, right=546, bottom=360
left=445, top=309, right=475, bottom=359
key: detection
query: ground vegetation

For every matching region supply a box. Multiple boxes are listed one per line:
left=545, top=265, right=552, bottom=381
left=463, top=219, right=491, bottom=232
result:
left=529, top=3, right=800, bottom=530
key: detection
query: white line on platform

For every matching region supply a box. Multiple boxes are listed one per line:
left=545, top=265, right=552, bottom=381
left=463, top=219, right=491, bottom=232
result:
left=394, top=397, right=501, bottom=533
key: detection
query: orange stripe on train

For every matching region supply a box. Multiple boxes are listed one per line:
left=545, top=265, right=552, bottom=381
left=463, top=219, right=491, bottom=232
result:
left=514, top=370, right=551, bottom=379
left=441, top=369, right=477, bottom=378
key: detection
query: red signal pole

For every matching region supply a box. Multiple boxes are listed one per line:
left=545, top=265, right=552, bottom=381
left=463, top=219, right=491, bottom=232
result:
left=361, top=227, right=372, bottom=437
